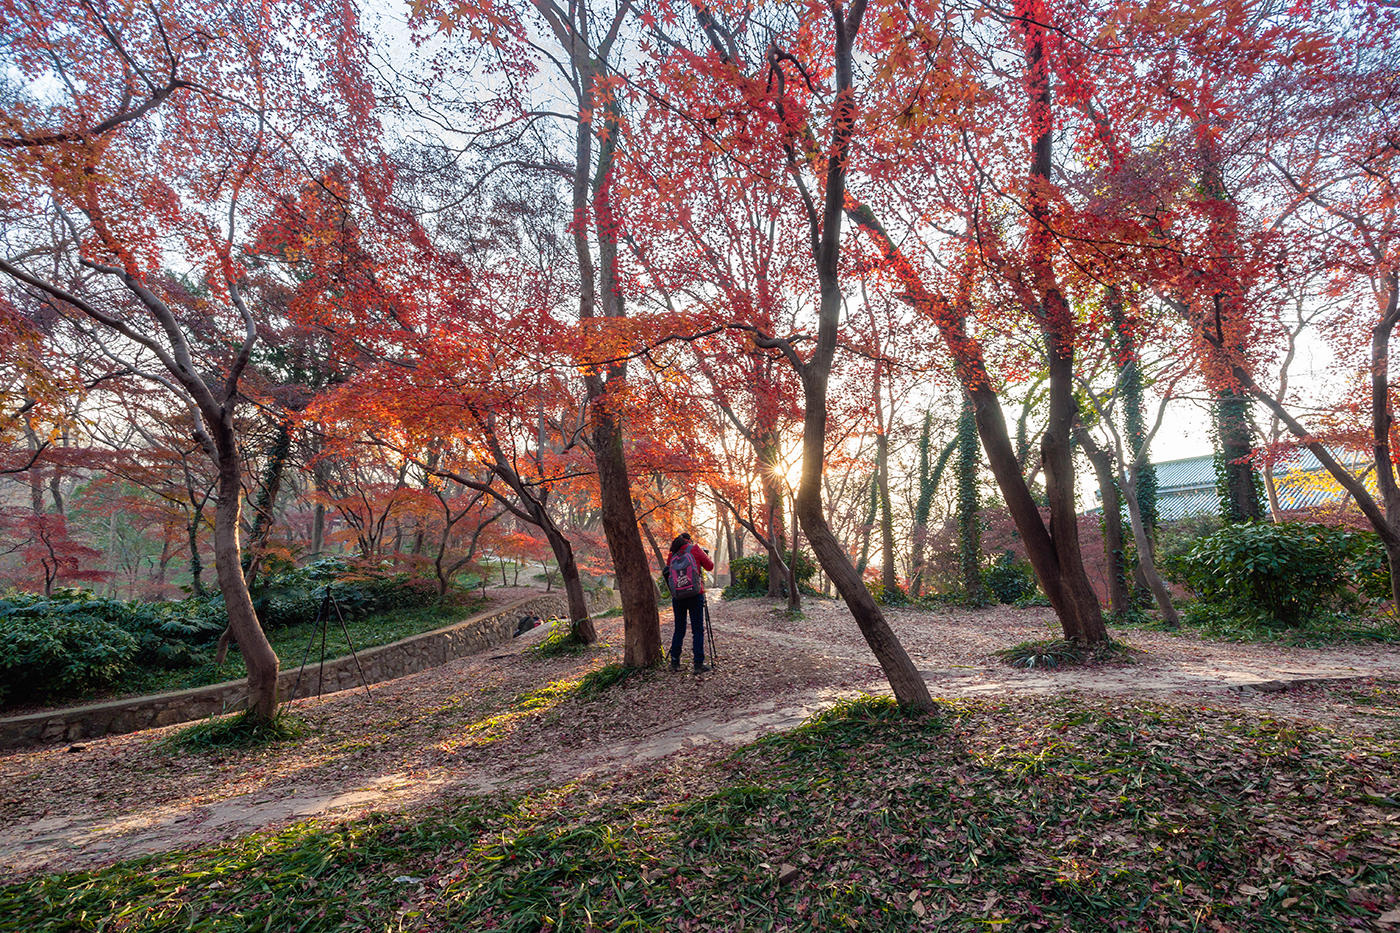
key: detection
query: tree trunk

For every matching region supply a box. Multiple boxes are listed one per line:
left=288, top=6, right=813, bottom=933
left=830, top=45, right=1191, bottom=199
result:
left=855, top=475, right=878, bottom=576
left=877, top=425, right=897, bottom=595
left=966, top=383, right=1108, bottom=642
left=593, top=411, right=660, bottom=665
left=310, top=461, right=330, bottom=557
left=187, top=508, right=206, bottom=597
left=759, top=435, right=789, bottom=598
left=1264, top=466, right=1283, bottom=522
left=1122, top=470, right=1179, bottom=626
left=1215, top=391, right=1264, bottom=523
left=1010, top=14, right=1108, bottom=644
left=243, top=418, right=292, bottom=586
left=1075, top=424, right=1130, bottom=620
left=546, top=525, right=596, bottom=643
left=787, top=488, right=801, bottom=611
left=568, top=59, right=659, bottom=668
left=211, top=423, right=279, bottom=721
left=955, top=396, right=984, bottom=601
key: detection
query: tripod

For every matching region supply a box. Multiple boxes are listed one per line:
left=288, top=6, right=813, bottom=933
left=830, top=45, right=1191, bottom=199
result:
left=290, top=585, right=373, bottom=702
left=703, top=595, right=718, bottom=670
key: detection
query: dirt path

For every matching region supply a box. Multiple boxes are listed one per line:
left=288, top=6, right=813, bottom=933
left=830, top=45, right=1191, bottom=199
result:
left=3, top=598, right=1399, bottom=877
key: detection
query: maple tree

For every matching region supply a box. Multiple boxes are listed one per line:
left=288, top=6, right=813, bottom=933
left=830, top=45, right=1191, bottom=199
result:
left=0, top=0, right=382, bottom=719
left=407, top=0, right=665, bottom=665
left=1196, top=3, right=1400, bottom=612
left=629, top=0, right=937, bottom=707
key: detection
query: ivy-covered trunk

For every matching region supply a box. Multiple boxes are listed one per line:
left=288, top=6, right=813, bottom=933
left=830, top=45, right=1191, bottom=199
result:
left=956, top=396, right=984, bottom=602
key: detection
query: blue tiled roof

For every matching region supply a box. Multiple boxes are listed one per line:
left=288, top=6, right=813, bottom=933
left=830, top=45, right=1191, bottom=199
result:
left=1150, top=450, right=1373, bottom=520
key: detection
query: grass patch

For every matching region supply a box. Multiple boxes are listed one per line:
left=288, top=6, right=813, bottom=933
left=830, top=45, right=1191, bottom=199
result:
left=159, top=708, right=308, bottom=752
left=110, top=601, right=478, bottom=700
left=528, top=623, right=591, bottom=658
left=574, top=661, right=647, bottom=698
left=5, top=693, right=1398, bottom=931
left=996, top=637, right=1142, bottom=670
left=1119, top=602, right=1400, bottom=647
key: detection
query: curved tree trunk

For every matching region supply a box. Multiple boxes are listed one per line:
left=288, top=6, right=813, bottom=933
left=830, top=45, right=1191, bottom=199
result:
left=211, top=422, right=279, bottom=721
left=593, top=411, right=659, bottom=665
left=546, top=526, right=596, bottom=643
left=1075, top=423, right=1130, bottom=620
left=1122, top=470, right=1179, bottom=627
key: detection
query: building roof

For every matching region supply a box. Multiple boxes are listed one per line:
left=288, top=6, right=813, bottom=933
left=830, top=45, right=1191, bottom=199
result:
left=1147, top=449, right=1374, bottom=520
left=1088, top=449, right=1375, bottom=520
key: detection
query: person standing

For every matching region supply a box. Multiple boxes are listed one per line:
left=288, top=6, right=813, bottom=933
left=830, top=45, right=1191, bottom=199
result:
left=665, top=532, right=714, bottom=673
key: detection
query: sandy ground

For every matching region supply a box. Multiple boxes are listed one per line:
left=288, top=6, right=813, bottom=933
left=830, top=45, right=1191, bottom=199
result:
left=3, top=595, right=1398, bottom=877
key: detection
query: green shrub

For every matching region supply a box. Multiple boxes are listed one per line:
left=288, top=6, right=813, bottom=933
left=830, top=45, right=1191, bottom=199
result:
left=722, top=550, right=816, bottom=599
left=1176, top=522, right=1381, bottom=627
left=0, top=558, right=442, bottom=708
left=529, top=622, right=590, bottom=658
left=1156, top=513, right=1222, bottom=577
left=864, top=578, right=908, bottom=605
left=250, top=557, right=437, bottom=630
left=983, top=550, right=1038, bottom=604
left=0, top=595, right=138, bottom=705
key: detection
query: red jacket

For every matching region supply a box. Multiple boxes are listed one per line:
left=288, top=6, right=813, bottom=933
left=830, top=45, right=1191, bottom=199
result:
left=671, top=541, right=714, bottom=593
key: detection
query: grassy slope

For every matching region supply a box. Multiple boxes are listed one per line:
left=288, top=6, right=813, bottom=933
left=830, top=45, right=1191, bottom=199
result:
left=108, top=601, right=482, bottom=700
left=2, top=687, right=1397, bottom=931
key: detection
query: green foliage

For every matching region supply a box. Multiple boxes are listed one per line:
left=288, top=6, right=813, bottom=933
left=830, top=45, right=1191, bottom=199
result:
left=1173, top=601, right=1400, bottom=647
left=0, top=589, right=227, bottom=706
left=249, top=557, right=437, bottom=630
left=982, top=550, right=1038, bottom=604
left=996, top=638, right=1139, bottom=670
left=1176, top=522, right=1382, bottom=627
left=0, top=597, right=136, bottom=705
left=574, top=662, right=644, bottom=698
left=0, top=562, right=451, bottom=709
left=1109, top=293, right=1158, bottom=535
left=864, top=578, right=907, bottom=605
left=1157, top=513, right=1223, bottom=578
left=528, top=623, right=590, bottom=659
left=160, top=709, right=308, bottom=752
left=722, top=549, right=816, bottom=599
left=1212, top=395, right=1266, bottom=524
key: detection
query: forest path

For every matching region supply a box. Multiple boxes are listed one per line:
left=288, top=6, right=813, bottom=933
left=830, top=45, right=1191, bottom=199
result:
left=3, top=598, right=1398, bottom=876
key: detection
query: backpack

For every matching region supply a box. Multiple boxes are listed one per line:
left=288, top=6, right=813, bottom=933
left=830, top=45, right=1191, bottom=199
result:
left=666, top=547, right=703, bottom=599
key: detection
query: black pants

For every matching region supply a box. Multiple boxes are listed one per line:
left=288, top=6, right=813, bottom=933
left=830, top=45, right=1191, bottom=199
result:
left=670, top=594, right=705, bottom=666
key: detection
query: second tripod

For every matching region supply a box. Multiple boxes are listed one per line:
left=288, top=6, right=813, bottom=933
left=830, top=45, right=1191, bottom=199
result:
left=290, top=585, right=373, bottom=701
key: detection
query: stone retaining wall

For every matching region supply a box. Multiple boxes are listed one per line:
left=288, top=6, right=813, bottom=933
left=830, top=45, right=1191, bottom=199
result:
left=0, top=589, right=618, bottom=749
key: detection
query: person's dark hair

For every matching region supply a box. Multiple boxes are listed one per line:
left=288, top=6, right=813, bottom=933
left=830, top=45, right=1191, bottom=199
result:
left=669, top=533, right=692, bottom=555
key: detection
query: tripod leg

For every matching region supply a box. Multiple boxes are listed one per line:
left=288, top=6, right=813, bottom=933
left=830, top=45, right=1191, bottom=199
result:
left=290, top=590, right=330, bottom=704
left=330, top=592, right=373, bottom=697
left=704, top=597, right=717, bottom=668
left=318, top=587, right=331, bottom=697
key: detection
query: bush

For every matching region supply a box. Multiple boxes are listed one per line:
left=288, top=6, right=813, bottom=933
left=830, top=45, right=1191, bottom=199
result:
left=983, top=550, right=1038, bottom=605
left=249, top=557, right=438, bottom=630
left=0, top=559, right=442, bottom=708
left=0, top=594, right=138, bottom=705
left=722, top=550, right=816, bottom=600
left=864, top=578, right=908, bottom=605
left=1176, top=522, right=1382, bottom=627
left=1155, top=514, right=1223, bottom=578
